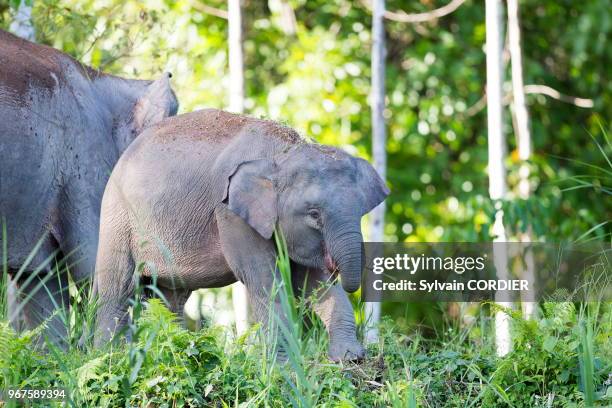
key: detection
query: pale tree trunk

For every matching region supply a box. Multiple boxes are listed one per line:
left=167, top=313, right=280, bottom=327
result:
left=507, top=0, right=530, bottom=160
left=10, top=0, right=35, bottom=42
left=507, top=0, right=535, bottom=319
left=268, top=0, right=297, bottom=35
left=228, top=0, right=245, bottom=114
left=485, top=0, right=512, bottom=357
left=7, top=0, right=35, bottom=332
left=365, top=0, right=386, bottom=345
left=227, top=0, right=249, bottom=335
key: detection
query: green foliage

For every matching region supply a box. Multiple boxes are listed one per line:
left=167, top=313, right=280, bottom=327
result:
left=1, top=297, right=610, bottom=407
left=2, top=230, right=607, bottom=406
left=83, top=299, right=223, bottom=407
left=481, top=302, right=610, bottom=407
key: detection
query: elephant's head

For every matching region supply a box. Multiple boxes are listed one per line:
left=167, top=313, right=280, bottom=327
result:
left=224, top=144, right=389, bottom=293
left=112, top=72, right=179, bottom=152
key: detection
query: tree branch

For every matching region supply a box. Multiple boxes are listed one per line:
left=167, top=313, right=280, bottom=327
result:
left=464, top=84, right=595, bottom=117
left=192, top=2, right=228, bottom=19
left=361, top=0, right=467, bottom=23
left=523, top=84, right=594, bottom=108
left=464, top=94, right=487, bottom=117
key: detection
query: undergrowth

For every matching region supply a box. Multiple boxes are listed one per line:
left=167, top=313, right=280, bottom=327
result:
left=0, top=298, right=610, bottom=407
left=1, top=210, right=610, bottom=407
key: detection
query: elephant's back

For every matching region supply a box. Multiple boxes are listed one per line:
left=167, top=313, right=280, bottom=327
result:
left=146, top=108, right=303, bottom=146
left=0, top=29, right=101, bottom=98
left=107, top=107, right=306, bottom=232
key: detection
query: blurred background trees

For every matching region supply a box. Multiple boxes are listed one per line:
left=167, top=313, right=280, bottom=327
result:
left=1, top=0, right=610, bottom=331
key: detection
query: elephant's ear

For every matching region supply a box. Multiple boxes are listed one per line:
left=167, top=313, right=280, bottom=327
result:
left=223, top=159, right=278, bottom=239
left=355, top=157, right=390, bottom=215
left=131, top=73, right=179, bottom=134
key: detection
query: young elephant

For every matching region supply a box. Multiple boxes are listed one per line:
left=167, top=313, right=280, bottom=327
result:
left=94, top=109, right=388, bottom=361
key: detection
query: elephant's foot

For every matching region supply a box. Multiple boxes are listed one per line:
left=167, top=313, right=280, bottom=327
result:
left=328, top=339, right=365, bottom=362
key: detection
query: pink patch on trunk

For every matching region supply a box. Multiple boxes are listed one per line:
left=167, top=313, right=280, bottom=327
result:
left=324, top=250, right=339, bottom=279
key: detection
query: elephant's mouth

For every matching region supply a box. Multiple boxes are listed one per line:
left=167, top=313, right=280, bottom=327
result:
left=324, top=250, right=340, bottom=280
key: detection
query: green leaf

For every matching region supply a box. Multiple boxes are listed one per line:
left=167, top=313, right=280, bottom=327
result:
left=543, top=336, right=558, bottom=352
left=146, top=375, right=165, bottom=388
left=76, top=356, right=105, bottom=390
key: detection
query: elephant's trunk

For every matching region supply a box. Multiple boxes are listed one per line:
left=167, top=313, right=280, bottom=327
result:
left=324, top=218, right=363, bottom=293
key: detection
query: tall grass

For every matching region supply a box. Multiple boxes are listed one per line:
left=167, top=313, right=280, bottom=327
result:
left=558, top=121, right=611, bottom=243
left=578, top=303, right=596, bottom=407
left=576, top=259, right=610, bottom=408
left=273, top=230, right=327, bottom=407
left=566, top=124, right=611, bottom=406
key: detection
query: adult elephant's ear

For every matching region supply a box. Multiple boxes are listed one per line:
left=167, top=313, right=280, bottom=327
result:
left=355, top=157, right=390, bottom=215
left=132, top=72, right=179, bottom=134
left=223, top=159, right=278, bottom=239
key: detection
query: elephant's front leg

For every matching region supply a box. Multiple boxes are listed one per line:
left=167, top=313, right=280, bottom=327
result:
left=215, top=207, right=288, bottom=337
left=293, top=266, right=365, bottom=362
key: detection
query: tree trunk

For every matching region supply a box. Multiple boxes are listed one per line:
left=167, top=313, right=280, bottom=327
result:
left=485, top=0, right=512, bottom=357
left=228, top=0, right=244, bottom=114
left=10, top=0, right=35, bottom=42
left=269, top=0, right=297, bottom=35
left=227, top=0, right=249, bottom=335
left=365, top=0, right=386, bottom=345
left=507, top=0, right=530, bottom=162
left=507, top=0, right=536, bottom=319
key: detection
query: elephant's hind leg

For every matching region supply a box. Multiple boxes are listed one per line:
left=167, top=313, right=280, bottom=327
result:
left=93, top=197, right=135, bottom=347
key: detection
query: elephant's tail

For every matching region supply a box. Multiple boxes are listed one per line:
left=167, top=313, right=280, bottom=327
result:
left=91, top=272, right=98, bottom=304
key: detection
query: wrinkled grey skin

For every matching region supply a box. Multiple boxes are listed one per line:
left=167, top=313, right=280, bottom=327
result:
left=93, top=109, right=388, bottom=361
left=0, top=30, right=178, bottom=345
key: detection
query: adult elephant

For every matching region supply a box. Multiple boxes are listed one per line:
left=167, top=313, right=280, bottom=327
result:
left=93, top=109, right=389, bottom=361
left=0, top=29, right=178, bottom=345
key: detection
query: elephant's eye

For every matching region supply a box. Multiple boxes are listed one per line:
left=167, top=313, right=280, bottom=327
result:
left=307, top=209, right=321, bottom=220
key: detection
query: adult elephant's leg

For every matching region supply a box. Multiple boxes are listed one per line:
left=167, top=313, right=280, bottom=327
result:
left=59, top=191, right=101, bottom=286
left=16, top=267, right=70, bottom=347
left=292, top=266, right=365, bottom=362
left=55, top=188, right=101, bottom=347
